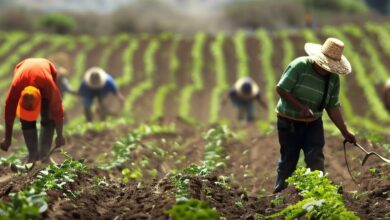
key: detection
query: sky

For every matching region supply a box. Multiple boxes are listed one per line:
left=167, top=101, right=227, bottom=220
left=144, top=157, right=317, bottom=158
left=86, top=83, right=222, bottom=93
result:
left=13, top=0, right=234, bottom=15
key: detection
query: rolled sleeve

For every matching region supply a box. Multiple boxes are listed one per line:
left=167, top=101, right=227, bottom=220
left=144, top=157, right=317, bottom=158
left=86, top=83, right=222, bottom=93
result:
left=277, top=61, right=301, bottom=93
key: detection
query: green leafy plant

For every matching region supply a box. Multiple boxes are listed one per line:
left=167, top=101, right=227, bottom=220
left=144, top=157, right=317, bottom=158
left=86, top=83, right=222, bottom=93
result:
left=271, top=195, right=284, bottom=207
left=0, top=157, right=87, bottom=219
left=268, top=168, right=359, bottom=220
left=98, top=124, right=175, bottom=170
left=165, top=199, right=220, bottom=220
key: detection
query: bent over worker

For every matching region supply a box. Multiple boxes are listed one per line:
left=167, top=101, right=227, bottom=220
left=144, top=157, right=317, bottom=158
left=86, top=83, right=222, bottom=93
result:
left=1, top=58, right=65, bottom=163
left=274, top=38, right=356, bottom=193
left=224, top=77, right=267, bottom=123
left=78, top=67, right=124, bottom=122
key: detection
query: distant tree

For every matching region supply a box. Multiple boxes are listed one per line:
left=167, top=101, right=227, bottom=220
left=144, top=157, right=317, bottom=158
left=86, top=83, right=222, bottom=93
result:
left=38, top=13, right=76, bottom=34
left=224, top=0, right=305, bottom=30
left=365, top=0, right=390, bottom=14
left=304, top=0, right=368, bottom=13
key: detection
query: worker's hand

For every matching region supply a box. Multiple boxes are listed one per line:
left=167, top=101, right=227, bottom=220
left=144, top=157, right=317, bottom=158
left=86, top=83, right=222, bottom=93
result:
left=301, top=106, right=314, bottom=118
left=0, top=138, right=11, bottom=152
left=117, top=92, right=125, bottom=102
left=342, top=130, right=356, bottom=144
left=55, top=135, right=65, bottom=148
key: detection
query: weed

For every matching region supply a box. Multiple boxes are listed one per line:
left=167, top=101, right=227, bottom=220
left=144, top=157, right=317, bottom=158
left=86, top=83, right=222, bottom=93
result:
left=165, top=199, right=219, bottom=220
left=271, top=195, right=284, bottom=207
left=234, top=201, right=244, bottom=209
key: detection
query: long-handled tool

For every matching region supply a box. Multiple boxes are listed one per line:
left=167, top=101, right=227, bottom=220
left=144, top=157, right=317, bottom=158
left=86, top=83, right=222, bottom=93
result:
left=343, top=140, right=390, bottom=183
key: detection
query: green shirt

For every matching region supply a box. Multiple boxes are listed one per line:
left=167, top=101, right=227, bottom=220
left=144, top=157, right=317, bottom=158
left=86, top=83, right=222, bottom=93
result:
left=276, top=56, right=341, bottom=119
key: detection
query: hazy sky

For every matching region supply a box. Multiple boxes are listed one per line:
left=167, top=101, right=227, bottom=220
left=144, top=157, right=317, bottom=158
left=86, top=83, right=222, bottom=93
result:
left=13, top=0, right=233, bottom=14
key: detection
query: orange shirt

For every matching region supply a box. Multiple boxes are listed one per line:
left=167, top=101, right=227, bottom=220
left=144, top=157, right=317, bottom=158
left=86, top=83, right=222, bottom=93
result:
left=4, top=58, right=64, bottom=124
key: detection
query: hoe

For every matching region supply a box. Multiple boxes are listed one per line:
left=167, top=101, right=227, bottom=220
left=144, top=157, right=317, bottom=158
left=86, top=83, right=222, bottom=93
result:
left=343, top=139, right=390, bottom=183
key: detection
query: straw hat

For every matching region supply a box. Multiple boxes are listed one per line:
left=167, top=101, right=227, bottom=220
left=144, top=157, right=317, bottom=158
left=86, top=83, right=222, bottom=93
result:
left=304, top=38, right=352, bottom=75
left=16, top=86, right=41, bottom=122
left=234, top=77, right=259, bottom=97
left=84, top=67, right=108, bottom=89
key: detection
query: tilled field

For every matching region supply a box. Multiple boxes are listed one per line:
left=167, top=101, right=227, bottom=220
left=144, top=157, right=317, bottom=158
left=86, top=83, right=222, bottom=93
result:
left=0, top=25, right=390, bottom=219
left=0, top=121, right=388, bottom=219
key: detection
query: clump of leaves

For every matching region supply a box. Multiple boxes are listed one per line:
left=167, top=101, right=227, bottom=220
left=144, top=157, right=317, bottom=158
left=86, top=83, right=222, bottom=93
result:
left=268, top=168, right=359, bottom=220
left=99, top=124, right=175, bottom=170
left=165, top=199, right=220, bottom=220
left=271, top=195, right=284, bottom=207
left=0, top=147, right=27, bottom=166
left=121, top=167, right=143, bottom=182
left=0, top=158, right=87, bottom=219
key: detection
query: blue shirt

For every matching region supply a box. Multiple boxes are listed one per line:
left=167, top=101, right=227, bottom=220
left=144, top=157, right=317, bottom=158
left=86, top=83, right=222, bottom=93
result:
left=78, top=74, right=118, bottom=107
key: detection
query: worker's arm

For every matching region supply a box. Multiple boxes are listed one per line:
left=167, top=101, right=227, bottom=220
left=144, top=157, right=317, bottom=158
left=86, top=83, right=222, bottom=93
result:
left=276, top=87, right=313, bottom=117
left=326, top=107, right=356, bottom=143
left=54, top=121, right=65, bottom=148
left=116, top=90, right=125, bottom=102
left=1, top=123, right=13, bottom=151
left=256, top=94, right=267, bottom=109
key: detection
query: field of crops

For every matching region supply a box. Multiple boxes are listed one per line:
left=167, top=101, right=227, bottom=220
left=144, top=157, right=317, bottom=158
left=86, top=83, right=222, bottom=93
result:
left=0, top=22, right=389, bottom=219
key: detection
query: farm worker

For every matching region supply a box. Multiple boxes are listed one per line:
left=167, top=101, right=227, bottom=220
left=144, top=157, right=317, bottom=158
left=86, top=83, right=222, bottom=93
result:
left=224, top=77, right=267, bottom=122
left=0, top=58, right=65, bottom=163
left=78, top=67, right=124, bottom=122
left=383, top=79, right=390, bottom=112
left=47, top=52, right=76, bottom=97
left=273, top=38, right=356, bottom=193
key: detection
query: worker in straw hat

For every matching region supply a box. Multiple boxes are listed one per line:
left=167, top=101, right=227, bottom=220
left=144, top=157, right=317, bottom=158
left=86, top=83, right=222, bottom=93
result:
left=78, top=67, right=124, bottom=122
left=273, top=38, right=356, bottom=193
left=383, top=79, right=390, bottom=112
left=0, top=58, right=65, bottom=163
left=222, top=77, right=267, bottom=122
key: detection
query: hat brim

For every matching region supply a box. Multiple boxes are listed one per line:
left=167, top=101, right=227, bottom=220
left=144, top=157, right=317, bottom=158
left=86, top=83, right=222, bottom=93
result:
left=304, top=43, right=352, bottom=75
left=84, top=67, right=108, bottom=89
left=16, top=98, right=41, bottom=122
left=234, top=77, right=259, bottom=96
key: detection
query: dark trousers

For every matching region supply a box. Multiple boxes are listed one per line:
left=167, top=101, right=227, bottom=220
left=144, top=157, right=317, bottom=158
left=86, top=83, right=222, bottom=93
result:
left=229, top=96, right=255, bottom=121
left=275, top=116, right=325, bottom=188
left=20, top=99, right=54, bottom=129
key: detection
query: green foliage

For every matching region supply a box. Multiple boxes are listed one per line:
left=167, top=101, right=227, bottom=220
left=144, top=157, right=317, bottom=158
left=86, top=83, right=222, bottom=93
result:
left=34, top=159, right=87, bottom=195
left=234, top=31, right=249, bottom=78
left=269, top=168, right=359, bottom=220
left=124, top=39, right=159, bottom=113
left=0, top=158, right=86, bottom=219
left=171, top=125, right=233, bottom=200
left=256, top=29, right=276, bottom=121
left=179, top=32, right=206, bottom=121
left=209, top=33, right=228, bottom=123
left=165, top=199, right=219, bottom=220
left=38, top=13, right=76, bottom=34
left=305, top=0, right=368, bottom=13
left=121, top=167, right=143, bottom=182
left=98, top=124, right=175, bottom=170
left=271, top=195, right=284, bottom=206
left=0, top=189, right=46, bottom=220
left=0, top=147, right=26, bottom=167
